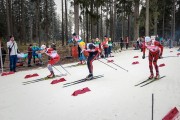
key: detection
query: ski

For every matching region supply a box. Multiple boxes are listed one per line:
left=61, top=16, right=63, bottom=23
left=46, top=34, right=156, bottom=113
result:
left=140, top=76, right=166, bottom=87
left=22, top=74, right=66, bottom=85
left=63, top=75, right=104, bottom=88
left=134, top=78, right=154, bottom=86
left=65, top=64, right=86, bottom=68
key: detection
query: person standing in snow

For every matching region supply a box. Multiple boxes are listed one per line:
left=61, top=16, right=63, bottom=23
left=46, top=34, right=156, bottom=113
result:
left=108, top=38, right=113, bottom=57
left=7, top=35, right=19, bottom=72
left=72, top=33, right=86, bottom=64
left=142, top=36, right=164, bottom=79
left=102, top=35, right=109, bottom=58
left=82, top=43, right=101, bottom=80
left=27, top=44, right=32, bottom=67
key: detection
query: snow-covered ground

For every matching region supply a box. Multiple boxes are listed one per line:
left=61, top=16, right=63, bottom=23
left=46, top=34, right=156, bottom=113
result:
left=0, top=48, right=180, bottom=120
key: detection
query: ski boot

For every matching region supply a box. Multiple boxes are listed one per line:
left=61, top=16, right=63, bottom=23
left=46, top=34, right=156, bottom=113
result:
left=154, top=74, right=160, bottom=80
left=47, top=71, right=55, bottom=78
left=85, top=73, right=93, bottom=80
left=148, top=74, right=154, bottom=79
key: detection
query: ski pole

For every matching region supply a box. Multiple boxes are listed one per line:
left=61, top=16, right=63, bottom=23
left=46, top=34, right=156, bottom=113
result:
left=52, top=65, right=62, bottom=74
left=97, top=59, right=117, bottom=70
left=59, top=63, right=71, bottom=75
left=44, top=52, right=71, bottom=75
left=104, top=58, right=128, bottom=72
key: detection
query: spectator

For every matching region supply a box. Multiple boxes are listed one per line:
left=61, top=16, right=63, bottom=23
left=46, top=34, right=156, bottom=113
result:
left=102, top=35, right=109, bottom=58
left=120, top=37, right=123, bottom=51
left=27, top=44, right=32, bottom=67
left=125, top=36, right=129, bottom=50
left=7, top=35, right=18, bottom=72
left=32, top=43, right=42, bottom=65
left=108, top=38, right=113, bottom=57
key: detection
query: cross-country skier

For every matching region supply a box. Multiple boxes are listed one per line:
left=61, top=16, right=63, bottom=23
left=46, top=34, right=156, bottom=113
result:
left=82, top=43, right=101, bottom=80
left=42, top=44, right=60, bottom=78
left=142, top=36, right=164, bottom=79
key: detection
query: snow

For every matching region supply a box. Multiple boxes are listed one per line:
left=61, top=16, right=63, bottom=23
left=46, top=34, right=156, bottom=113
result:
left=0, top=48, right=180, bottom=120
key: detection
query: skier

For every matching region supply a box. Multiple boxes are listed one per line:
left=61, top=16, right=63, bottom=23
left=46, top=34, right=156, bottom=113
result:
left=43, top=44, right=60, bottom=78
left=142, top=36, right=164, bottom=79
left=82, top=43, right=101, bottom=80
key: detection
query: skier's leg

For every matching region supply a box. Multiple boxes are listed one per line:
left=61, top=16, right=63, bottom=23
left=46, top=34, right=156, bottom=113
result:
left=148, top=53, right=154, bottom=79
left=47, top=64, right=54, bottom=78
left=153, top=52, right=160, bottom=79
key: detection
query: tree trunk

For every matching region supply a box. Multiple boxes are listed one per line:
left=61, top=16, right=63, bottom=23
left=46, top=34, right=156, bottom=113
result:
left=74, top=0, right=79, bottom=35
left=100, top=5, right=103, bottom=40
left=162, top=0, right=165, bottom=38
left=106, top=2, right=109, bottom=36
left=35, top=0, right=40, bottom=46
left=90, top=0, right=94, bottom=39
left=9, top=0, right=13, bottom=35
left=45, top=0, right=49, bottom=46
left=134, top=0, right=140, bottom=41
left=96, top=6, right=99, bottom=38
left=62, top=0, right=64, bottom=46
left=110, top=0, right=114, bottom=41
left=6, top=0, right=11, bottom=36
left=172, top=0, right=176, bottom=42
left=21, top=0, right=26, bottom=45
left=65, top=0, right=68, bottom=45
left=145, top=0, right=149, bottom=36
left=86, top=8, right=89, bottom=42
left=122, top=12, right=124, bottom=39
left=128, top=14, right=130, bottom=41
left=114, top=0, right=117, bottom=41
left=153, top=0, right=158, bottom=35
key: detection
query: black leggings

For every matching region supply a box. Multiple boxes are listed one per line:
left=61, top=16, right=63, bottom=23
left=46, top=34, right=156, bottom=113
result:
left=87, top=52, right=99, bottom=74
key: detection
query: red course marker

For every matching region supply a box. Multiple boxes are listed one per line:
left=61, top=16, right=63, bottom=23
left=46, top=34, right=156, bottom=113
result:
left=51, top=78, right=66, bottom=84
left=162, top=107, right=179, bottom=120
left=132, top=61, right=139, bottom=65
left=24, top=73, right=39, bottom=79
left=1, top=71, right=15, bottom=76
left=72, top=87, right=91, bottom=96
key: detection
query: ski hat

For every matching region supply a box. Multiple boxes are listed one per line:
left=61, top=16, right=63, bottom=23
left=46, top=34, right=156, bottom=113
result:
left=145, top=36, right=151, bottom=42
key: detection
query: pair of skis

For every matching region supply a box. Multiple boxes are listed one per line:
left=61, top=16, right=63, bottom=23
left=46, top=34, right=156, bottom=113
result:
left=22, top=74, right=67, bottom=85
left=63, top=75, right=104, bottom=88
left=135, top=76, right=166, bottom=87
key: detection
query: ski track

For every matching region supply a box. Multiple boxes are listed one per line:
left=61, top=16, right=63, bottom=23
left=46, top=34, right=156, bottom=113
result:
left=0, top=48, right=180, bottom=120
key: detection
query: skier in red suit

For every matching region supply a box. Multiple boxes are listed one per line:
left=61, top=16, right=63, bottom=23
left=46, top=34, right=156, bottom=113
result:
left=142, top=36, right=164, bottom=79
left=42, top=44, right=60, bottom=78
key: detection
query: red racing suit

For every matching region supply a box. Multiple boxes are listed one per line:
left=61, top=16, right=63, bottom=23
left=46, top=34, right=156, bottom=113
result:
left=143, top=40, right=163, bottom=75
